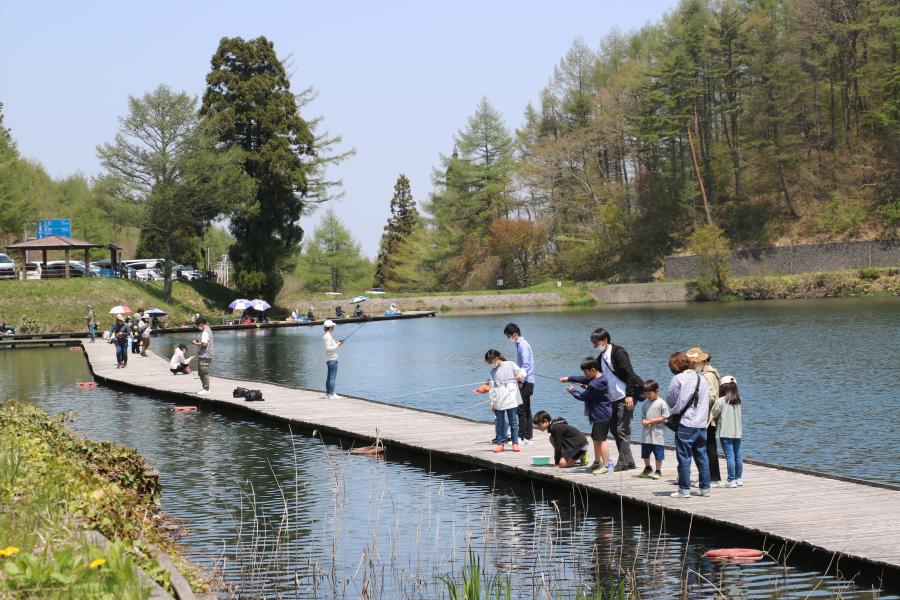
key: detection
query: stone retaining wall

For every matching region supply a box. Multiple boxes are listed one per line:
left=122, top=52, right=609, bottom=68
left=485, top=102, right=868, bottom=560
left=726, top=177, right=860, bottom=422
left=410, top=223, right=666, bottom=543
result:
left=664, top=239, right=900, bottom=279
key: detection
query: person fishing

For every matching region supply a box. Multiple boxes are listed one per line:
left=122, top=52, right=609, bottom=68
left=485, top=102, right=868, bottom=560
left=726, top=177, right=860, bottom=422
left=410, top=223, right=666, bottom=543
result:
left=590, top=327, right=644, bottom=472
left=108, top=314, right=130, bottom=369
left=323, top=320, right=342, bottom=400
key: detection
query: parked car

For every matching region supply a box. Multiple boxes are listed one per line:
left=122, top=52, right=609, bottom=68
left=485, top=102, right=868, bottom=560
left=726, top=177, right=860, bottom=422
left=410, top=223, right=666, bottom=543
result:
left=42, top=260, right=100, bottom=278
left=176, top=265, right=200, bottom=281
left=367, top=288, right=386, bottom=295
left=23, top=262, right=42, bottom=280
left=0, top=253, right=15, bottom=280
left=121, top=259, right=163, bottom=281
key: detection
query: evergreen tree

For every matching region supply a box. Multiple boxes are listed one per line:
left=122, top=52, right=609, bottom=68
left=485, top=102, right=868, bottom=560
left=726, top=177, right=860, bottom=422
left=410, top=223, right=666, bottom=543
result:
left=427, top=97, right=515, bottom=289
left=0, top=103, right=33, bottom=245
left=300, top=209, right=370, bottom=293
left=200, top=36, right=318, bottom=301
left=374, top=174, right=420, bottom=287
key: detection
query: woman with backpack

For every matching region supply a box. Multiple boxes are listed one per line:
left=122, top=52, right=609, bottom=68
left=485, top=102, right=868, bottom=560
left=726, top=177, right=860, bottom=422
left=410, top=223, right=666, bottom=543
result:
left=665, top=351, right=712, bottom=498
left=688, top=347, right=722, bottom=486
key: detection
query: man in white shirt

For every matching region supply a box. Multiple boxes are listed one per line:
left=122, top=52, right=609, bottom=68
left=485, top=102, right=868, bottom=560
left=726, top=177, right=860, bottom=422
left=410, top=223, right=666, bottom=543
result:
left=191, top=318, right=213, bottom=395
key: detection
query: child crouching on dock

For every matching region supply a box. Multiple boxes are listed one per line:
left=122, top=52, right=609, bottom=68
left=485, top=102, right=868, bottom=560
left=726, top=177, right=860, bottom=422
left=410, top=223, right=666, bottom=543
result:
left=476, top=349, right=525, bottom=453
left=639, top=380, right=669, bottom=479
left=561, top=357, right=611, bottom=475
left=169, top=343, right=193, bottom=375
left=533, top=411, right=589, bottom=468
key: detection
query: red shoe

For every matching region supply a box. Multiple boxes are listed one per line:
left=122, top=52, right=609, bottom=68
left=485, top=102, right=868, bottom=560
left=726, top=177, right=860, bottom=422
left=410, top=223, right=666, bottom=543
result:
left=492, top=444, right=504, bottom=453
left=512, top=444, right=521, bottom=452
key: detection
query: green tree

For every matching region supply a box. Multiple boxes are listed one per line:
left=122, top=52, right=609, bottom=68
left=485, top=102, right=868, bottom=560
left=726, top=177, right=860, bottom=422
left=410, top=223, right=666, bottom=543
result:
left=0, top=103, right=33, bottom=246
left=374, top=174, right=420, bottom=287
left=300, top=209, right=370, bottom=293
left=200, top=36, right=340, bottom=301
left=97, top=85, right=252, bottom=300
left=689, top=223, right=731, bottom=298
left=427, top=97, right=515, bottom=289
left=382, top=221, right=437, bottom=292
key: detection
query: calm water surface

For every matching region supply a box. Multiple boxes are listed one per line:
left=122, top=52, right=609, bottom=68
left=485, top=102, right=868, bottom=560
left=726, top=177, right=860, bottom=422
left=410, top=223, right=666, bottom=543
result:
left=2, top=297, right=898, bottom=598
left=157, top=297, right=900, bottom=484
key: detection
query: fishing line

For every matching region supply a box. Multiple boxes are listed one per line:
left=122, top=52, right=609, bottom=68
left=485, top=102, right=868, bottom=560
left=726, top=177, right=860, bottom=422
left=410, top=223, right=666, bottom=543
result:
left=339, top=321, right=368, bottom=343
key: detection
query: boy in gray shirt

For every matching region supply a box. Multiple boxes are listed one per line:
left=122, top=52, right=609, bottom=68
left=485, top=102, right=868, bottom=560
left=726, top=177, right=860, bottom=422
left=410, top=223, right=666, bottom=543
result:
left=640, top=380, right=669, bottom=479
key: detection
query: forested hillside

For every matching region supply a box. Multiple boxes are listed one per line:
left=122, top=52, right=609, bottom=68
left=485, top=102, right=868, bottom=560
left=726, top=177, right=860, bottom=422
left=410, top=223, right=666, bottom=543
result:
left=380, top=0, right=898, bottom=291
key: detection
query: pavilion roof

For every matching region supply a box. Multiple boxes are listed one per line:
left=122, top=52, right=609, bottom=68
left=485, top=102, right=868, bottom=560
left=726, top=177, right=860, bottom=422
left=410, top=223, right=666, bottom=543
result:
left=5, top=235, right=105, bottom=251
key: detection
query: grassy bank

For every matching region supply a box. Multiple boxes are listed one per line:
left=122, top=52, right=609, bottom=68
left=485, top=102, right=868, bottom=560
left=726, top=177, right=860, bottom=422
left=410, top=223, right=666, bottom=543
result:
left=0, top=278, right=241, bottom=333
left=0, top=401, right=207, bottom=598
left=724, top=268, right=900, bottom=301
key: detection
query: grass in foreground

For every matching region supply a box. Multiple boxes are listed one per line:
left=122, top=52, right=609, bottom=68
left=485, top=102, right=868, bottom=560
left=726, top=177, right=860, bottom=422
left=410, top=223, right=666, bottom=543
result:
left=0, top=401, right=207, bottom=598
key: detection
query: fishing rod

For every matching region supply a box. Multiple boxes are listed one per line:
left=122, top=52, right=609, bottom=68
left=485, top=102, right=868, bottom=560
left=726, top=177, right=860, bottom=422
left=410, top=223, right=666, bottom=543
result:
left=339, top=321, right=368, bottom=343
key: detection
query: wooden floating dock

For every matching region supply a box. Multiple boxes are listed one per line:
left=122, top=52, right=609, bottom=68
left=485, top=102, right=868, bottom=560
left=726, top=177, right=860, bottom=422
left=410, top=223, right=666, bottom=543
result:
left=0, top=310, right=437, bottom=348
left=78, top=342, right=900, bottom=582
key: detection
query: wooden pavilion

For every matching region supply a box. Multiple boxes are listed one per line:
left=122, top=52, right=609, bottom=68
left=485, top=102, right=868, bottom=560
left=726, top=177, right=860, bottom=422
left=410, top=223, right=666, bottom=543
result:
left=5, top=236, right=106, bottom=279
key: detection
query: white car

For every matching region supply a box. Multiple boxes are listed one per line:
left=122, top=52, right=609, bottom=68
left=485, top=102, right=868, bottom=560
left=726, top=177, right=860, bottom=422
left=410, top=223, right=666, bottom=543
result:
left=0, top=253, right=14, bottom=279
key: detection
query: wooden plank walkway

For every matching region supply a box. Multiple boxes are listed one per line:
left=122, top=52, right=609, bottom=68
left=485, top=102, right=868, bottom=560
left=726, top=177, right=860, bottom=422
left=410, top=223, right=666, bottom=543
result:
left=79, top=342, right=900, bottom=578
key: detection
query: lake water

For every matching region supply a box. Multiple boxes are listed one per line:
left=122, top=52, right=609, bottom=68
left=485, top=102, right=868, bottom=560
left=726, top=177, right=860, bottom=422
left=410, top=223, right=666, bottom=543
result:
left=2, top=297, right=898, bottom=598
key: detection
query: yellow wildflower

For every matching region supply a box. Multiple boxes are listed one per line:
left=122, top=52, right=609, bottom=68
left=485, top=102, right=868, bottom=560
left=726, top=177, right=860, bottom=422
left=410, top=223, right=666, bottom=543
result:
left=89, top=558, right=106, bottom=569
left=0, top=546, right=20, bottom=557
left=89, top=489, right=105, bottom=501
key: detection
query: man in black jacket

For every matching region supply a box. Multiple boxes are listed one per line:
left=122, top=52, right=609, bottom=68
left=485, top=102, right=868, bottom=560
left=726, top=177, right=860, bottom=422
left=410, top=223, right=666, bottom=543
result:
left=590, top=327, right=644, bottom=471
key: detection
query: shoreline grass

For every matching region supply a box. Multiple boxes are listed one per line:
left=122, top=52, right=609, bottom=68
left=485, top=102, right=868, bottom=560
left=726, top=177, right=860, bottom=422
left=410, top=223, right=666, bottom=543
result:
left=0, top=401, right=209, bottom=597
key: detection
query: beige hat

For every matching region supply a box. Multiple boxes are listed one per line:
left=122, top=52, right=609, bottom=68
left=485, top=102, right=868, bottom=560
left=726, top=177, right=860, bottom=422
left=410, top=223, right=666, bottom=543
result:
left=116, top=314, right=124, bottom=321
left=686, top=347, right=710, bottom=363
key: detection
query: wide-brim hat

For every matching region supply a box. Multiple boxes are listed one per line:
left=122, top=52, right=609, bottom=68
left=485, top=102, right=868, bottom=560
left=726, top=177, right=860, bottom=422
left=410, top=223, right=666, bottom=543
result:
left=686, top=347, right=710, bottom=363
left=116, top=314, right=124, bottom=321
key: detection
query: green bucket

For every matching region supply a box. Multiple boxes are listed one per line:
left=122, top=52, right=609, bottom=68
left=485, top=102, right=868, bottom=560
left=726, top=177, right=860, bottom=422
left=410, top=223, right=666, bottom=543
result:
left=532, top=455, right=552, bottom=466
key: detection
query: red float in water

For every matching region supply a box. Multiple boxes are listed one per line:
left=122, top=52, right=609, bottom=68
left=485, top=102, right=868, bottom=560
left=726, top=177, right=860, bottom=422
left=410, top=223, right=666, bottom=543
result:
left=705, top=548, right=765, bottom=560
left=173, top=406, right=198, bottom=413
left=77, top=381, right=97, bottom=388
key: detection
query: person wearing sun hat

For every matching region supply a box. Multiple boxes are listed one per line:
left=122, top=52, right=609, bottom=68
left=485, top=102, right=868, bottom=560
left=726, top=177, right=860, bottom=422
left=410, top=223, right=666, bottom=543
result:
left=323, top=320, right=343, bottom=400
left=687, top=347, right=723, bottom=486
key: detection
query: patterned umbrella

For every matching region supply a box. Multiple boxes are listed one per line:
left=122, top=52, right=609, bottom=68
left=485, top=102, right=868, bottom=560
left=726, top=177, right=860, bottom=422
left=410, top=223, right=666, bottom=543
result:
left=108, top=305, right=132, bottom=314
left=250, top=299, right=271, bottom=311
left=228, top=299, right=251, bottom=310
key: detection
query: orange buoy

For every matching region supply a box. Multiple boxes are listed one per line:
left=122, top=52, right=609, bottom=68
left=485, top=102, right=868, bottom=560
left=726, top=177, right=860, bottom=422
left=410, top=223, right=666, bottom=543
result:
left=77, top=381, right=97, bottom=388
left=173, top=406, right=198, bottom=413
left=705, top=548, right=765, bottom=560
left=349, top=445, right=384, bottom=456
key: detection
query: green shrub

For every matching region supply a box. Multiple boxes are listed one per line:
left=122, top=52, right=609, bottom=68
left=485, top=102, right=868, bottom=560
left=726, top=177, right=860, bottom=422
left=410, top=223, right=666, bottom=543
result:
left=878, top=198, right=900, bottom=232
left=858, top=267, right=880, bottom=282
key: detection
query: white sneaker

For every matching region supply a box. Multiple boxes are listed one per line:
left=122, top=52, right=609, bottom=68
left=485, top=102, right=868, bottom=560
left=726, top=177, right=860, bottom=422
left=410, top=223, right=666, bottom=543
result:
left=700, top=489, right=712, bottom=497
left=329, top=394, right=342, bottom=400
left=520, top=439, right=533, bottom=446
left=735, top=479, right=743, bottom=487
left=670, top=489, right=691, bottom=498
left=714, top=481, right=725, bottom=488
left=196, top=389, right=209, bottom=396
left=725, top=481, right=738, bottom=488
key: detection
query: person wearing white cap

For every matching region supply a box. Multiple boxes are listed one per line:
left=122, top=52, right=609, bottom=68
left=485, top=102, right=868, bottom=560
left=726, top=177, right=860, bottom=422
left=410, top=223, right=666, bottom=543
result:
left=323, top=320, right=343, bottom=399
left=711, top=375, right=744, bottom=487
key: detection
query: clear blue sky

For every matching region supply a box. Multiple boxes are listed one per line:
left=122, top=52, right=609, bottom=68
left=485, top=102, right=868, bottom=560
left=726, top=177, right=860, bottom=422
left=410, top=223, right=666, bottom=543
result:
left=0, top=1, right=678, bottom=257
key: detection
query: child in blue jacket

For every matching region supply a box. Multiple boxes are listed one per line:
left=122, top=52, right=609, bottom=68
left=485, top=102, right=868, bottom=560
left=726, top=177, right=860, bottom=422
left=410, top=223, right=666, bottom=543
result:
left=560, top=357, right=612, bottom=474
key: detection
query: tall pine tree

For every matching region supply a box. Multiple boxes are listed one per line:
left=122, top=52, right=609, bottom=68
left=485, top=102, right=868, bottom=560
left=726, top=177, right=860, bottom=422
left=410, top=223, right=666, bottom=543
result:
left=374, top=174, right=420, bottom=287
left=200, top=36, right=317, bottom=301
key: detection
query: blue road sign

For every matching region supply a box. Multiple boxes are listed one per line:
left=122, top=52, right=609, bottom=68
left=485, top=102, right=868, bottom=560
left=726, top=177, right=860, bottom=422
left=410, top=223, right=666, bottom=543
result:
left=36, top=219, right=71, bottom=238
